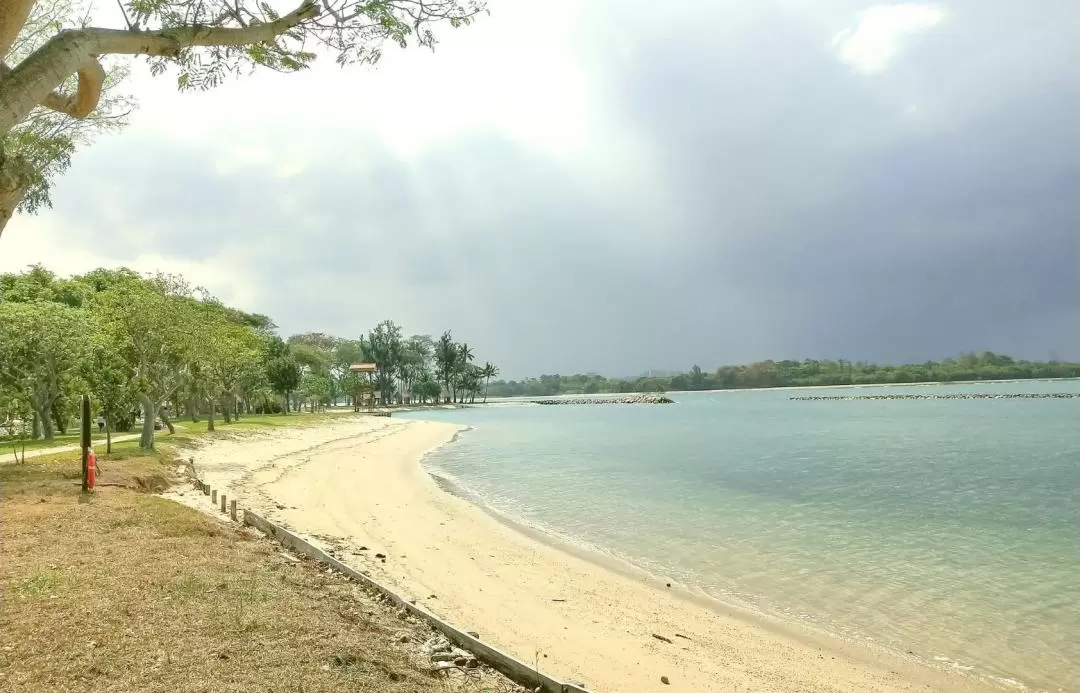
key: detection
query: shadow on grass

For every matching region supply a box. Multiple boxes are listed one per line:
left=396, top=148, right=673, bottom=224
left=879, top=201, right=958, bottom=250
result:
left=0, top=445, right=175, bottom=498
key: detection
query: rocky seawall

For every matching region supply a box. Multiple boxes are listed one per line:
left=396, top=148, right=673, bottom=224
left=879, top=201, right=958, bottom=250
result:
left=531, top=395, right=675, bottom=405
left=791, top=393, right=1079, bottom=401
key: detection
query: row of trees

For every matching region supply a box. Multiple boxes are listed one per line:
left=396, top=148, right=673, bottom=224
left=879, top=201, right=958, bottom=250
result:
left=274, top=322, right=498, bottom=411
left=0, top=265, right=497, bottom=449
left=485, top=353, right=1080, bottom=398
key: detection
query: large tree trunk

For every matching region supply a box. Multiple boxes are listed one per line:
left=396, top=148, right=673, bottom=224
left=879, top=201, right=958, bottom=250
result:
left=105, top=422, right=112, bottom=454
left=0, top=161, right=28, bottom=240
left=36, top=402, right=54, bottom=440
left=222, top=394, right=231, bottom=424
left=139, top=394, right=155, bottom=449
left=188, top=396, right=199, bottom=422
left=161, top=408, right=175, bottom=434
left=207, top=399, right=215, bottom=432
left=51, top=400, right=67, bottom=435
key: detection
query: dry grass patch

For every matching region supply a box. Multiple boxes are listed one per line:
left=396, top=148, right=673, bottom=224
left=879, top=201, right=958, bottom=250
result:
left=0, top=452, right=518, bottom=693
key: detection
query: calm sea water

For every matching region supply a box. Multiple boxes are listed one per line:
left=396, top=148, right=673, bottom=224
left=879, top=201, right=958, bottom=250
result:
left=400, top=380, right=1080, bottom=692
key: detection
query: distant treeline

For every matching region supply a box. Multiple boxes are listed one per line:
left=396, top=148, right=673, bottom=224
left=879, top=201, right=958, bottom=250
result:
left=485, top=353, right=1080, bottom=398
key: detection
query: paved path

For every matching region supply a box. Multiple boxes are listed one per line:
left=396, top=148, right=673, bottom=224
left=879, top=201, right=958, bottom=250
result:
left=4, top=425, right=189, bottom=463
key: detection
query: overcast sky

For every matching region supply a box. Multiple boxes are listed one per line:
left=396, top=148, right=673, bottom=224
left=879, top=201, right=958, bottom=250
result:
left=1, top=0, right=1077, bottom=377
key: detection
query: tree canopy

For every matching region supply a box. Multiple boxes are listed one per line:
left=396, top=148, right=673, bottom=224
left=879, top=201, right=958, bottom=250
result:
left=0, top=0, right=485, bottom=234
left=0, top=264, right=498, bottom=448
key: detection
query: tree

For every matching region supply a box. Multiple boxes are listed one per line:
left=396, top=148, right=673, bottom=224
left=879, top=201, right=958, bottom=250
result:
left=434, top=330, right=458, bottom=403
left=266, top=337, right=301, bottom=413
left=299, top=371, right=331, bottom=411
left=202, top=316, right=262, bottom=430
left=0, top=0, right=486, bottom=237
left=367, top=319, right=402, bottom=405
left=0, top=299, right=87, bottom=439
left=0, top=0, right=134, bottom=236
left=91, top=279, right=193, bottom=448
left=82, top=334, right=137, bottom=452
left=330, top=338, right=365, bottom=405
left=480, top=361, right=497, bottom=402
left=411, top=373, right=440, bottom=404
left=454, top=342, right=474, bottom=402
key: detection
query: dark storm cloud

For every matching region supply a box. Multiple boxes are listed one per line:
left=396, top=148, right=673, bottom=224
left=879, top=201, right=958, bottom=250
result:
left=24, top=0, right=1080, bottom=375
left=606, top=0, right=1080, bottom=365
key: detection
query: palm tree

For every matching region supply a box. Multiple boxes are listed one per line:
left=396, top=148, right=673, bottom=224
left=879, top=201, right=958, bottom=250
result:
left=481, top=362, right=498, bottom=403
left=455, top=342, right=474, bottom=403
left=435, top=331, right=457, bottom=404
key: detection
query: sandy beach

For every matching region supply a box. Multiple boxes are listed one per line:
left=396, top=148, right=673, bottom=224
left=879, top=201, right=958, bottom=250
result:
left=167, top=415, right=997, bottom=693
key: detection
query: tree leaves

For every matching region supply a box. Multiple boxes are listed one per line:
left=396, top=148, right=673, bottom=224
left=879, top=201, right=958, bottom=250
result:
left=0, top=264, right=499, bottom=438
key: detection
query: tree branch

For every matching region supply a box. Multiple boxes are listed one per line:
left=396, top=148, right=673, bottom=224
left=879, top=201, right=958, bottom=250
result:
left=0, top=56, right=104, bottom=120
left=0, top=0, right=320, bottom=136
left=40, top=56, right=105, bottom=118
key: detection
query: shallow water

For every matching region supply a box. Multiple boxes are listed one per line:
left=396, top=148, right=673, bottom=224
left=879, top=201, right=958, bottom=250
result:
left=400, top=380, right=1080, bottom=691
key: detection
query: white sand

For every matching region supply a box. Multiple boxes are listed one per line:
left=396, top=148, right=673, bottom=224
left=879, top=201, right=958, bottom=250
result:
left=166, top=415, right=998, bottom=693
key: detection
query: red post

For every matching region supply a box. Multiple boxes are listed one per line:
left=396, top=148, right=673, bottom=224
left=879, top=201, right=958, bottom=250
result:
left=86, top=448, right=97, bottom=490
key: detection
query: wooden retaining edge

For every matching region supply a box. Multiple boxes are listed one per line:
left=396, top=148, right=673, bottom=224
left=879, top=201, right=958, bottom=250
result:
left=242, top=509, right=592, bottom=693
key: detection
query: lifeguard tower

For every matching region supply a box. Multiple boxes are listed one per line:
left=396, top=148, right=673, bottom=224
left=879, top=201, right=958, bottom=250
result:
left=348, top=362, right=378, bottom=411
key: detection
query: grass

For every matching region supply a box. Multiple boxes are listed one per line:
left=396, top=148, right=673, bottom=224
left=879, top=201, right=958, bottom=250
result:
left=2, top=410, right=385, bottom=462
left=0, top=437, right=520, bottom=693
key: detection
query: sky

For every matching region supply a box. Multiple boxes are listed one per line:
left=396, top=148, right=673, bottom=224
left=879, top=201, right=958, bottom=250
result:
left=1, top=0, right=1078, bottom=377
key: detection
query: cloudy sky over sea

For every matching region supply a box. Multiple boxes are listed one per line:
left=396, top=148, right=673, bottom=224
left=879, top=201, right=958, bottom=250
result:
left=2, top=0, right=1077, bottom=376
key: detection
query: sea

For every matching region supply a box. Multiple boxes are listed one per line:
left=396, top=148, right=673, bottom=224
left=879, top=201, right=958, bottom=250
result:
left=399, top=379, right=1080, bottom=692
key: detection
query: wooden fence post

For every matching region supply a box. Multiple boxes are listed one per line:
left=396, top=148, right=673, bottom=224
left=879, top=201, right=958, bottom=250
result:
left=220, top=494, right=227, bottom=513
left=80, top=395, right=90, bottom=492
left=211, top=489, right=217, bottom=504
left=230, top=500, right=237, bottom=522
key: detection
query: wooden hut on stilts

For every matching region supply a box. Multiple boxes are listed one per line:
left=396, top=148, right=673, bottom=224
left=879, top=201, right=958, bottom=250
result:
left=349, top=362, right=378, bottom=411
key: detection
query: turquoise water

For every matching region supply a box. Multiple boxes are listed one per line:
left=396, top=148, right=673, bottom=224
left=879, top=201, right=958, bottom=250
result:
left=400, top=380, right=1080, bottom=692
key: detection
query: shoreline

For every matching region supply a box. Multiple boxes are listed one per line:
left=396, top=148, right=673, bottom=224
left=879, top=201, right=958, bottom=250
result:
left=422, top=443, right=1022, bottom=693
left=167, top=415, right=1005, bottom=693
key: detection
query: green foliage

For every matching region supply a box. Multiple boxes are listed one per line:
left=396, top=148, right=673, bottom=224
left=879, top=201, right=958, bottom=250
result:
left=485, top=354, right=1080, bottom=398
left=5, top=0, right=135, bottom=221
left=125, top=0, right=488, bottom=91
left=82, top=334, right=139, bottom=437
left=0, top=299, right=88, bottom=439
left=367, top=319, right=403, bottom=404
left=0, top=263, right=497, bottom=441
left=2, top=128, right=74, bottom=213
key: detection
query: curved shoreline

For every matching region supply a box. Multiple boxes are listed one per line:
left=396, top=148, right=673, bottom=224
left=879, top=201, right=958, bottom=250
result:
left=419, top=428, right=1018, bottom=693
left=170, top=415, right=1007, bottom=693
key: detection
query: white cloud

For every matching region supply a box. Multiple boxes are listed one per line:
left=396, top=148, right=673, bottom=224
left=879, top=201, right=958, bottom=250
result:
left=0, top=215, right=262, bottom=309
left=832, top=3, right=946, bottom=74
left=111, top=0, right=610, bottom=164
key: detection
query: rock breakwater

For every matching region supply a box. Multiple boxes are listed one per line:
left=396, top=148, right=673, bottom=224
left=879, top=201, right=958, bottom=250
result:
left=531, top=394, right=675, bottom=405
left=791, top=392, right=1079, bottom=401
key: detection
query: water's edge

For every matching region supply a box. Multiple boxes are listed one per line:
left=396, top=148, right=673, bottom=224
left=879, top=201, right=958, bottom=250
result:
left=417, top=423, right=1010, bottom=693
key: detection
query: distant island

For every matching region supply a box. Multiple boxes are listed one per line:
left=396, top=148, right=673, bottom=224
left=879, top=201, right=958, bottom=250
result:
left=485, top=353, right=1080, bottom=398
